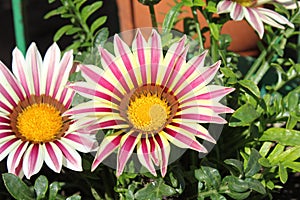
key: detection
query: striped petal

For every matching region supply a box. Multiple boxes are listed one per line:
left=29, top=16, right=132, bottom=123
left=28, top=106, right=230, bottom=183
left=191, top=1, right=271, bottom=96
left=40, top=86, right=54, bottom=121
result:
left=117, top=132, right=141, bottom=176
left=43, top=142, right=63, bottom=173
left=0, top=137, right=20, bottom=161
left=163, top=125, right=207, bottom=152
left=7, top=141, right=29, bottom=174
left=61, top=133, right=96, bottom=153
left=91, top=131, right=123, bottom=171
left=155, top=134, right=170, bottom=177
left=244, top=8, right=264, bottom=39
left=230, top=3, right=244, bottom=20
left=54, top=140, right=82, bottom=171
left=217, top=0, right=234, bottom=13
left=23, top=143, right=44, bottom=179
left=137, top=136, right=157, bottom=176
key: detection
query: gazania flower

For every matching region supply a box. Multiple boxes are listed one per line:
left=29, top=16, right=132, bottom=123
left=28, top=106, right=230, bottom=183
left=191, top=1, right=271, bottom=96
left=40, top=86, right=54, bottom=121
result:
left=66, top=29, right=234, bottom=177
left=0, top=43, right=95, bottom=179
left=217, top=0, right=295, bottom=38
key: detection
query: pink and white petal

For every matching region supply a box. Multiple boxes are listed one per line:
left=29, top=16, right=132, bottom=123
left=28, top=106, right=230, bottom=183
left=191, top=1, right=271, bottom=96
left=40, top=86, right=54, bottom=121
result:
left=59, top=88, right=75, bottom=108
left=6, top=141, right=28, bottom=174
left=169, top=50, right=208, bottom=93
left=0, top=93, right=14, bottom=113
left=244, top=8, right=265, bottom=39
left=217, top=0, right=234, bottom=14
left=42, top=43, right=61, bottom=96
left=25, top=43, right=42, bottom=96
left=84, top=115, right=129, bottom=131
left=54, top=140, right=83, bottom=171
left=12, top=47, right=31, bottom=96
left=0, top=137, right=20, bottom=161
left=99, top=47, right=131, bottom=93
left=175, top=61, right=221, bottom=100
left=181, top=85, right=235, bottom=104
left=171, top=120, right=216, bottom=143
left=79, top=64, right=124, bottom=98
left=180, top=100, right=234, bottom=114
left=175, top=107, right=227, bottom=124
left=160, top=36, right=187, bottom=86
left=163, top=126, right=207, bottom=152
left=257, top=7, right=294, bottom=28
left=114, top=35, right=140, bottom=88
left=230, top=3, right=245, bottom=21
left=132, top=29, right=150, bottom=85
left=0, top=115, right=10, bottom=124
left=61, top=133, right=96, bottom=153
left=155, top=134, right=170, bottom=177
left=43, top=142, right=63, bottom=173
left=137, top=137, right=157, bottom=176
left=0, top=83, right=19, bottom=108
left=23, top=143, right=44, bottom=179
left=11, top=158, right=24, bottom=178
left=65, top=118, right=97, bottom=133
left=149, top=135, right=160, bottom=166
left=116, top=132, right=141, bottom=177
left=148, top=30, right=163, bottom=83
left=68, top=82, right=120, bottom=103
left=0, top=61, right=25, bottom=101
left=91, top=131, right=123, bottom=171
left=52, top=50, right=74, bottom=100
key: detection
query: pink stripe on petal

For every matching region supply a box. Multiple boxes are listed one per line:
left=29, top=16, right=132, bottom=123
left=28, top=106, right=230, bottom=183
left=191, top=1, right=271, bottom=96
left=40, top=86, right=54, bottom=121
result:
left=150, top=31, right=161, bottom=83
left=231, top=3, right=244, bottom=20
left=161, top=37, right=186, bottom=86
left=171, top=122, right=215, bottom=143
left=54, top=141, right=80, bottom=169
left=45, top=143, right=61, bottom=172
left=155, top=134, right=169, bottom=177
left=135, top=30, right=147, bottom=84
left=164, top=127, right=207, bottom=152
left=60, top=88, right=74, bottom=108
left=149, top=137, right=159, bottom=165
left=0, top=116, right=10, bottom=123
left=100, top=48, right=130, bottom=92
left=0, top=101, right=13, bottom=113
left=45, top=48, right=57, bottom=96
left=0, top=62, right=24, bottom=100
left=0, top=84, right=18, bottom=107
left=85, top=120, right=127, bottom=131
left=175, top=113, right=227, bottom=124
left=197, top=87, right=234, bottom=100
left=217, top=0, right=232, bottom=13
left=137, top=138, right=157, bottom=176
left=245, top=8, right=264, bottom=39
left=92, top=134, right=122, bottom=171
left=8, top=142, right=27, bottom=172
left=0, top=138, right=18, bottom=154
left=117, top=133, right=140, bottom=176
left=25, top=144, right=40, bottom=178
left=67, top=107, right=115, bottom=115
left=114, top=36, right=139, bottom=87
left=28, top=45, right=40, bottom=96
left=0, top=124, right=12, bottom=130
left=80, top=65, right=123, bottom=98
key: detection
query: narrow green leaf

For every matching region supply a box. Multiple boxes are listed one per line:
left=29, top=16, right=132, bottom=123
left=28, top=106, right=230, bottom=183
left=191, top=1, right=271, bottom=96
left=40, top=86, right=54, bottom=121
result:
left=226, top=190, right=251, bottom=200
left=75, top=0, right=88, bottom=10
left=91, top=188, right=102, bottom=200
left=193, top=0, right=206, bottom=6
left=259, top=142, right=273, bottom=157
left=2, top=173, right=35, bottom=200
left=245, top=149, right=261, bottom=177
left=44, top=7, right=66, bottom=19
left=224, top=159, right=244, bottom=175
left=209, top=23, right=219, bottom=40
left=229, top=104, right=260, bottom=127
left=91, top=16, right=107, bottom=35
left=182, top=0, right=193, bottom=6
left=279, top=163, right=288, bottom=183
left=66, top=194, right=81, bottom=200
left=223, top=176, right=249, bottom=193
left=81, top=2, right=103, bottom=23
left=245, top=178, right=266, bottom=194
left=239, top=80, right=260, bottom=98
left=285, top=162, right=300, bottom=171
left=66, top=27, right=82, bottom=35
left=260, top=128, right=300, bottom=146
left=34, top=175, right=48, bottom=200
left=275, top=146, right=300, bottom=164
left=54, top=25, right=73, bottom=41
left=267, top=143, right=285, bottom=163
left=162, top=2, right=184, bottom=33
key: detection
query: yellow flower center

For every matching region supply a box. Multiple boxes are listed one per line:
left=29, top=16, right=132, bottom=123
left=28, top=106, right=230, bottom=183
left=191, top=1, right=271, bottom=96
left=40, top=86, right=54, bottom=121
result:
left=16, top=103, right=63, bottom=143
left=233, top=0, right=256, bottom=7
left=127, top=94, right=170, bottom=132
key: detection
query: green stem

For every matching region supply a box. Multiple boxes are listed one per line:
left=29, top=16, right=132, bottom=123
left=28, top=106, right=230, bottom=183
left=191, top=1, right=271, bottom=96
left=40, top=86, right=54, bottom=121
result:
left=12, top=0, right=26, bottom=54
left=191, top=7, right=204, bottom=51
left=274, top=73, right=299, bottom=91
left=211, top=36, right=219, bottom=63
left=253, top=59, right=270, bottom=84
left=149, top=4, right=158, bottom=27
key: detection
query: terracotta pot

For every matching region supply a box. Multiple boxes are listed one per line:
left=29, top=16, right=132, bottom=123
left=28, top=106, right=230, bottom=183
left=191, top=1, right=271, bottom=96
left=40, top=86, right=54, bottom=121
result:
left=116, top=0, right=260, bottom=56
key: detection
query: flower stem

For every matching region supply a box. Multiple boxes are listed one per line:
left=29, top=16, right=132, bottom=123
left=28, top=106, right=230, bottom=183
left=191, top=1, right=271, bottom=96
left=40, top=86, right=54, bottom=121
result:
left=149, top=4, right=158, bottom=27
left=192, top=7, right=204, bottom=51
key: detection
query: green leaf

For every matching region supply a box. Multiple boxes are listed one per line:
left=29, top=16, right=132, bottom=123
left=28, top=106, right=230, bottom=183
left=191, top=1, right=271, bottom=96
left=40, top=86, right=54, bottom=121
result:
left=54, top=25, right=73, bottom=41
left=226, top=190, right=251, bottom=200
left=66, top=27, right=82, bottom=35
left=48, top=182, right=62, bottom=200
left=193, top=0, right=206, bottom=6
left=224, top=159, right=244, bottom=175
left=239, top=80, right=260, bottom=98
left=34, top=175, right=48, bottom=200
left=162, top=2, right=184, bottom=33
left=206, top=1, right=217, bottom=13
left=274, top=146, right=300, bottom=164
left=182, top=0, right=193, bottom=6
left=91, top=187, right=102, bottom=200
left=81, top=1, right=103, bottom=23
left=279, top=163, right=288, bottom=183
left=195, top=166, right=221, bottom=189
left=260, top=128, right=300, bottom=146
left=223, top=176, right=249, bottom=193
left=75, top=0, right=88, bottom=10
left=229, top=104, right=260, bottom=127
left=134, top=178, right=176, bottom=200
left=66, top=194, right=81, bottom=200
left=94, top=27, right=109, bottom=47
left=91, top=16, right=107, bottom=35
left=267, top=143, right=285, bottom=163
left=285, top=162, right=300, bottom=171
left=245, top=149, right=261, bottom=177
left=44, top=6, right=66, bottom=19
left=245, top=178, right=266, bottom=194
left=259, top=142, right=272, bottom=157
left=209, top=23, right=219, bottom=40
left=2, top=173, right=35, bottom=200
